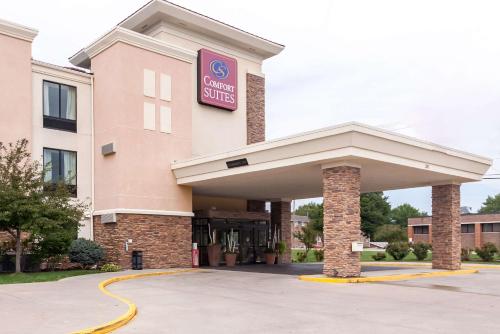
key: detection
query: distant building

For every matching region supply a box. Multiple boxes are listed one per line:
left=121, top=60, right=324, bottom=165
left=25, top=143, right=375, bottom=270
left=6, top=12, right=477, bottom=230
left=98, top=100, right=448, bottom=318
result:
left=408, top=213, right=500, bottom=249
left=291, top=215, right=322, bottom=249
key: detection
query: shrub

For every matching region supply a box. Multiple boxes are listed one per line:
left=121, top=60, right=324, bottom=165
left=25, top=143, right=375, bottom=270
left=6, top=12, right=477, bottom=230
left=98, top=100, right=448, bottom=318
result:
left=475, top=242, right=498, bottom=262
left=276, top=241, right=286, bottom=256
left=386, top=241, right=410, bottom=260
left=372, top=252, right=387, bottom=261
left=373, top=224, right=407, bottom=243
left=313, top=249, right=324, bottom=261
left=412, top=242, right=431, bottom=261
left=461, top=248, right=472, bottom=261
left=100, top=263, right=121, bottom=272
left=296, top=251, right=308, bottom=263
left=68, top=238, right=104, bottom=268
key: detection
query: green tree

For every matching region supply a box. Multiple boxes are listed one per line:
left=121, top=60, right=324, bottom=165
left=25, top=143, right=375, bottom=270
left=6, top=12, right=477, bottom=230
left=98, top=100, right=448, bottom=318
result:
left=293, top=224, right=317, bottom=257
left=390, top=203, right=427, bottom=227
left=478, top=194, right=500, bottom=214
left=360, top=192, right=391, bottom=238
left=295, top=202, right=323, bottom=243
left=373, top=224, right=407, bottom=242
left=0, top=139, right=87, bottom=272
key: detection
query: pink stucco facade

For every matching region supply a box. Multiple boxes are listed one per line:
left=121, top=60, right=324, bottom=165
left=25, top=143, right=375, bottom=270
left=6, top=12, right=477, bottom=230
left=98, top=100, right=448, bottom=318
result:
left=0, top=33, right=33, bottom=147
left=92, top=42, right=193, bottom=212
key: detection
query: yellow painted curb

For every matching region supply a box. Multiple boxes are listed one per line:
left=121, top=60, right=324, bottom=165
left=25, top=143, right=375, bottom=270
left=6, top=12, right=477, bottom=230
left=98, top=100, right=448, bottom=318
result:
left=299, top=269, right=478, bottom=284
left=71, top=269, right=198, bottom=334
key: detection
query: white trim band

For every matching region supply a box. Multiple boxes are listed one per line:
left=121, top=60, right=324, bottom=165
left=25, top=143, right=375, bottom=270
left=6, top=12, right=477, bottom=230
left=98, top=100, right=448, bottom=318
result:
left=93, top=208, right=194, bottom=217
left=0, top=18, right=38, bottom=42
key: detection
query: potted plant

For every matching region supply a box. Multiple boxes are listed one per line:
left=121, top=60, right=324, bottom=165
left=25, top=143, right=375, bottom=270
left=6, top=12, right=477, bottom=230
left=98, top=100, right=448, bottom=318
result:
left=207, top=224, right=221, bottom=267
left=224, top=228, right=238, bottom=267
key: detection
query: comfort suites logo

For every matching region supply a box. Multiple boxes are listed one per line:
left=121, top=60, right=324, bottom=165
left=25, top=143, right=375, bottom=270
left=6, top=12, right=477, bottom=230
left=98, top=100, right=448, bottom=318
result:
left=198, top=49, right=237, bottom=111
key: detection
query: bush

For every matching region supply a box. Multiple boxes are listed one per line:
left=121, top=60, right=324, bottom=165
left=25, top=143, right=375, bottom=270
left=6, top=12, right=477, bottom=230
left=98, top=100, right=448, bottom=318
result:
left=296, top=251, right=308, bottom=263
left=100, top=263, right=122, bottom=272
left=386, top=241, right=410, bottom=260
left=313, top=249, right=324, bottom=261
left=475, top=242, right=498, bottom=262
left=412, top=242, right=431, bottom=261
left=374, top=224, right=407, bottom=243
left=276, top=241, right=286, bottom=256
left=68, top=238, right=104, bottom=268
left=461, top=248, right=472, bottom=261
left=372, top=252, right=387, bottom=261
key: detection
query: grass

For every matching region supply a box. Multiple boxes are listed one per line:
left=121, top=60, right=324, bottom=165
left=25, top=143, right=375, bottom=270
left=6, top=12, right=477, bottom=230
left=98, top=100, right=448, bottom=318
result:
left=292, top=249, right=500, bottom=264
left=0, top=269, right=102, bottom=284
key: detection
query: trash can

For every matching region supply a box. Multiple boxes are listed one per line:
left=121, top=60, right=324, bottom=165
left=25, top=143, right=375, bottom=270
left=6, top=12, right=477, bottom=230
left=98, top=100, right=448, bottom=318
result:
left=132, top=251, right=143, bottom=270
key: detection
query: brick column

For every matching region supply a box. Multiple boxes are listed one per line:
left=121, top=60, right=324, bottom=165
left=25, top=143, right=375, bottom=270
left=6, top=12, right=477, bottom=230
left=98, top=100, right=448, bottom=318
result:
left=271, top=201, right=292, bottom=264
left=432, top=184, right=461, bottom=270
left=407, top=226, right=414, bottom=242
left=246, top=73, right=265, bottom=144
left=474, top=223, right=482, bottom=248
left=323, top=165, right=361, bottom=277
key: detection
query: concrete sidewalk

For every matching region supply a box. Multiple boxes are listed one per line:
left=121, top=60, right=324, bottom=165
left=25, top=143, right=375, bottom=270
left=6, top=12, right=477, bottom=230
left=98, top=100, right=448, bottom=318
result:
left=0, top=269, right=178, bottom=334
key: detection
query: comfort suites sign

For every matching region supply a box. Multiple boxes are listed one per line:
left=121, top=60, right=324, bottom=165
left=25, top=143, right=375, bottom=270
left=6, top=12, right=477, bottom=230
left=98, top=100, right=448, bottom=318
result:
left=197, top=49, right=238, bottom=111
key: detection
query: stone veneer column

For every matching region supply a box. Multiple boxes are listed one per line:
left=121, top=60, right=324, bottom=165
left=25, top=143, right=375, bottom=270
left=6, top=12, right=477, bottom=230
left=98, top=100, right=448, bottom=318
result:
left=271, top=201, right=292, bottom=264
left=246, top=73, right=265, bottom=144
left=432, top=184, right=461, bottom=270
left=93, top=214, right=192, bottom=269
left=323, top=165, right=361, bottom=277
left=474, top=223, right=482, bottom=248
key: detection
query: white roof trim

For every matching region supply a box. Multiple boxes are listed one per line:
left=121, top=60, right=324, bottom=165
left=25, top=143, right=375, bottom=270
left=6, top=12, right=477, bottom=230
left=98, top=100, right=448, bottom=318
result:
left=70, top=27, right=197, bottom=68
left=93, top=208, right=194, bottom=217
left=172, top=122, right=492, bottom=168
left=0, top=18, right=38, bottom=42
left=118, top=0, right=284, bottom=59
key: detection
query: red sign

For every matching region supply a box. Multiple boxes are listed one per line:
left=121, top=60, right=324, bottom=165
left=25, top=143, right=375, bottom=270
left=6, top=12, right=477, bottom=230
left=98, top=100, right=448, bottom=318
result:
left=197, top=49, right=238, bottom=111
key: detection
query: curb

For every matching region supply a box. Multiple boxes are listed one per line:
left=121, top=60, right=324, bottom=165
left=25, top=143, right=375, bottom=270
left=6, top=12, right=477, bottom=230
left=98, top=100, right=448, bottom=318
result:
left=71, top=269, right=198, bottom=334
left=299, top=269, right=478, bottom=284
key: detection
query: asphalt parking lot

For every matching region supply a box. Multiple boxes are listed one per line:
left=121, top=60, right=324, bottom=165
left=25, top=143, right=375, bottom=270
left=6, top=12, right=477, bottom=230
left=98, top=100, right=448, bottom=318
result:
left=1, top=264, right=500, bottom=333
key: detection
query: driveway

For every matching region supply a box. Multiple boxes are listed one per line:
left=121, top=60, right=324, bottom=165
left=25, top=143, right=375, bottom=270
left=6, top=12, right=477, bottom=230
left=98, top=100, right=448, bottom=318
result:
left=1, top=264, right=500, bottom=333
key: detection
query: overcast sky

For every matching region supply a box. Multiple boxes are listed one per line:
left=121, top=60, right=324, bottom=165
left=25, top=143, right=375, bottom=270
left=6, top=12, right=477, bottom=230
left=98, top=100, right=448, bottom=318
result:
left=2, top=0, right=499, bottom=213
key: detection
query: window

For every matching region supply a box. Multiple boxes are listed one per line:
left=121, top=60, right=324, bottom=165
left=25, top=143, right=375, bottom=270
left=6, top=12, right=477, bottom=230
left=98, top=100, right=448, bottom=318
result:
left=43, top=81, right=77, bottom=132
left=414, top=225, right=429, bottom=234
left=43, top=148, right=77, bottom=196
left=461, top=224, right=475, bottom=233
left=482, top=223, right=500, bottom=232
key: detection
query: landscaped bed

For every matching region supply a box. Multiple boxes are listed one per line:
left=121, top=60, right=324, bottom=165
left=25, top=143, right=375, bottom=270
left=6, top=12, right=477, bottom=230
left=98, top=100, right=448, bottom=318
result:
left=0, top=269, right=102, bottom=284
left=292, top=249, right=500, bottom=264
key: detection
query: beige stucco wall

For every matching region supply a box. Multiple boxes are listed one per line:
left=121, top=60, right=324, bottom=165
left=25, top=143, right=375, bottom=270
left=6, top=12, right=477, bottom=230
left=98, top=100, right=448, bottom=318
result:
left=31, top=63, right=93, bottom=238
left=91, top=42, right=192, bottom=212
left=147, top=23, right=263, bottom=157
left=0, top=33, right=33, bottom=147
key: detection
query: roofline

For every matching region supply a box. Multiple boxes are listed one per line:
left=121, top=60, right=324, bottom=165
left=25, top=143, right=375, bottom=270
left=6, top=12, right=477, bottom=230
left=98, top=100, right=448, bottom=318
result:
left=171, top=122, right=493, bottom=168
left=0, top=17, right=38, bottom=42
left=32, top=59, right=93, bottom=78
left=70, top=0, right=284, bottom=66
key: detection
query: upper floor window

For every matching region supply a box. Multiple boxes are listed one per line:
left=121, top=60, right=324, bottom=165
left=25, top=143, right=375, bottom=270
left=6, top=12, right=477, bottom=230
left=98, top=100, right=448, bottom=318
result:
left=461, top=224, right=475, bottom=233
left=482, top=223, right=500, bottom=233
left=43, top=81, right=77, bottom=132
left=43, top=148, right=77, bottom=197
left=414, top=225, right=429, bottom=235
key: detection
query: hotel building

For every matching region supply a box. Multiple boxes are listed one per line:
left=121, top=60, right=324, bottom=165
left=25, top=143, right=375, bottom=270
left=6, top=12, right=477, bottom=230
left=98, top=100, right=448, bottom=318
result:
left=0, top=0, right=492, bottom=276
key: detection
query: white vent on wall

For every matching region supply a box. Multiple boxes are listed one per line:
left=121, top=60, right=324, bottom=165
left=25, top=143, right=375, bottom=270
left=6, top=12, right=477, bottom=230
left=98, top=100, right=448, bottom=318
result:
left=160, top=106, right=172, bottom=133
left=101, top=213, right=117, bottom=224
left=144, top=69, right=156, bottom=97
left=160, top=73, right=171, bottom=101
left=144, top=102, right=156, bottom=130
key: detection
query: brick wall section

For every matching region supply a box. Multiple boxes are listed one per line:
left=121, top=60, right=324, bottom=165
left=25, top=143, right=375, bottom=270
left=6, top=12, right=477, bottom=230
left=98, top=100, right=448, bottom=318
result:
left=474, top=223, right=481, bottom=248
left=432, top=184, right=461, bottom=270
left=412, top=234, right=430, bottom=243
left=271, top=201, right=292, bottom=264
left=246, top=73, right=265, bottom=144
left=323, top=166, right=361, bottom=277
left=93, top=214, right=192, bottom=269
left=247, top=200, right=266, bottom=213
left=461, top=234, right=475, bottom=249
left=409, top=213, right=500, bottom=226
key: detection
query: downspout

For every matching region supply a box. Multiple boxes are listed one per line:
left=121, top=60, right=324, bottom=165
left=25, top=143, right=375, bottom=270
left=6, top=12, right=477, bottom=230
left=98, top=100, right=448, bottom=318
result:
left=90, top=74, right=95, bottom=240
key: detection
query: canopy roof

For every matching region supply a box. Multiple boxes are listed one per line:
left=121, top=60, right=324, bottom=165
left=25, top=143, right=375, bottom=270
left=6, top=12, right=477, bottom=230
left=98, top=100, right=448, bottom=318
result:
left=172, top=123, right=492, bottom=201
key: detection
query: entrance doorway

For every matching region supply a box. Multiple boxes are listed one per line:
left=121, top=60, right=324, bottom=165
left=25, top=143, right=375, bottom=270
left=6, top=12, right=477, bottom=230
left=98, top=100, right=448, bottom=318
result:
left=192, top=218, right=270, bottom=266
